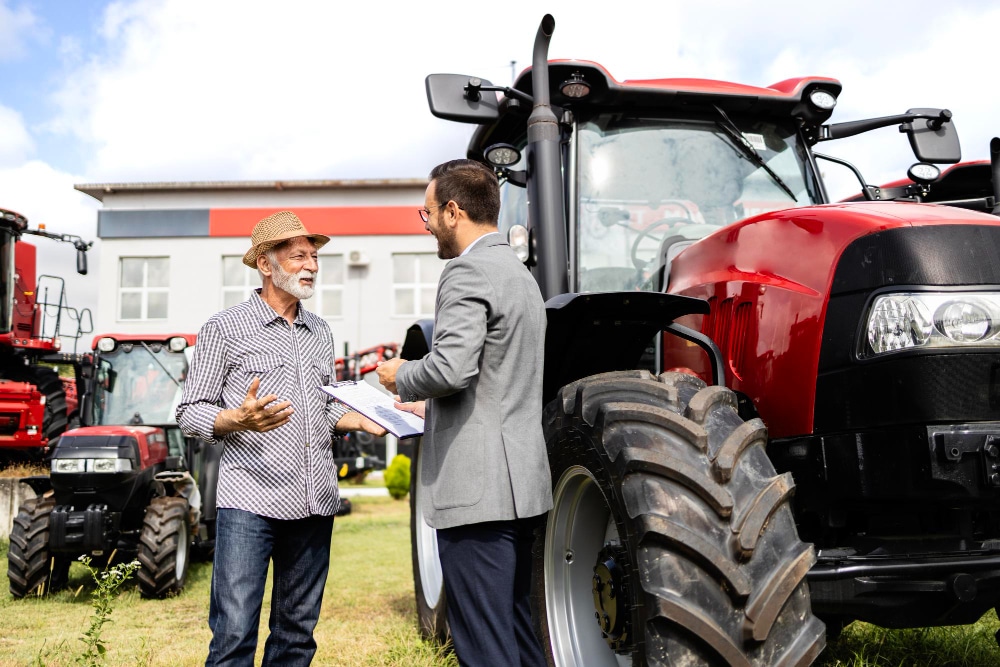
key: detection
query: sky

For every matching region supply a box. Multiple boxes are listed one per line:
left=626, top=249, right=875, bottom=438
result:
left=1, top=0, right=998, bottom=338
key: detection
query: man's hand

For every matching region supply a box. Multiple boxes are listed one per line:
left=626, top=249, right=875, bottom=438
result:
left=376, top=357, right=406, bottom=394
left=214, top=377, right=293, bottom=436
left=335, top=411, right=388, bottom=437
left=393, top=398, right=425, bottom=419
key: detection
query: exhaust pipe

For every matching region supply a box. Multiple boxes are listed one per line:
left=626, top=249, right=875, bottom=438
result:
left=526, top=14, right=568, bottom=300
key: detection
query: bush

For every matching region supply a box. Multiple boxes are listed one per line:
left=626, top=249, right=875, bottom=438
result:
left=384, top=454, right=411, bottom=500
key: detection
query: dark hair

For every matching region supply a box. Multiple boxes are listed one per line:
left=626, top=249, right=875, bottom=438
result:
left=429, top=159, right=500, bottom=225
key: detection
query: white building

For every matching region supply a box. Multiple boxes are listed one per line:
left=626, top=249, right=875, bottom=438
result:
left=74, top=178, right=443, bottom=356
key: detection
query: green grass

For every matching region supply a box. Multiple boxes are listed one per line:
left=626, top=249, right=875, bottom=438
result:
left=0, top=496, right=455, bottom=666
left=2, top=496, right=998, bottom=665
left=817, top=615, right=1000, bottom=667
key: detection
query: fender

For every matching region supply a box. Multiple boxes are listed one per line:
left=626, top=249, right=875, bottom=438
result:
left=401, top=292, right=718, bottom=405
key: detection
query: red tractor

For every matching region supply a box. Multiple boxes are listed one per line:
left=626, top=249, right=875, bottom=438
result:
left=402, top=14, right=1000, bottom=666
left=7, top=333, right=221, bottom=599
left=0, top=207, right=92, bottom=463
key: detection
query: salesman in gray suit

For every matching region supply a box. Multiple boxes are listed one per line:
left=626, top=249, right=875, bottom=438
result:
left=377, top=158, right=551, bottom=666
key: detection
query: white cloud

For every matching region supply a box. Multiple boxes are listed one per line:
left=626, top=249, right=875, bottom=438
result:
left=0, top=1, right=41, bottom=62
left=38, top=0, right=997, bottom=187
left=0, top=104, right=34, bottom=166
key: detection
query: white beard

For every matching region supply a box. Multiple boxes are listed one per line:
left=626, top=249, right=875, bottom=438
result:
left=271, top=261, right=316, bottom=300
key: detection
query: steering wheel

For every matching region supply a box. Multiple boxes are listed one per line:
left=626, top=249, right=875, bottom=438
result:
left=630, top=217, right=694, bottom=270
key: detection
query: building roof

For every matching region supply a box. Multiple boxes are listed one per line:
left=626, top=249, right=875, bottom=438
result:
left=74, top=178, right=429, bottom=202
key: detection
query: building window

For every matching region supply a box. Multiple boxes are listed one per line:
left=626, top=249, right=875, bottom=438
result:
left=221, top=256, right=256, bottom=309
left=119, top=257, right=169, bottom=320
left=312, top=255, right=345, bottom=318
left=393, top=253, right=442, bottom=317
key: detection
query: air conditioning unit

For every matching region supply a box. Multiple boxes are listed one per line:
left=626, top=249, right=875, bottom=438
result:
left=347, top=250, right=370, bottom=267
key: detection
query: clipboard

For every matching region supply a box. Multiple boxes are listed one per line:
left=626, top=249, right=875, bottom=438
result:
left=321, top=380, right=424, bottom=439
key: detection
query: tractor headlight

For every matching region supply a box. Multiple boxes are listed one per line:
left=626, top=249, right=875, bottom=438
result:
left=863, top=291, right=1000, bottom=357
left=89, top=458, right=133, bottom=473
left=508, top=224, right=530, bottom=263
left=52, top=458, right=86, bottom=473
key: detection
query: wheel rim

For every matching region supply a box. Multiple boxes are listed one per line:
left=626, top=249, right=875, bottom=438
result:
left=415, top=451, right=443, bottom=607
left=545, top=465, right=632, bottom=667
left=176, top=521, right=189, bottom=578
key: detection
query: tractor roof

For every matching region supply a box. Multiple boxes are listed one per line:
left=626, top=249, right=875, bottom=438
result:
left=469, top=60, right=841, bottom=156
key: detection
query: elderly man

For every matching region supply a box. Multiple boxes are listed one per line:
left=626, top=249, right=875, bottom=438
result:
left=378, top=159, right=551, bottom=666
left=177, top=210, right=385, bottom=667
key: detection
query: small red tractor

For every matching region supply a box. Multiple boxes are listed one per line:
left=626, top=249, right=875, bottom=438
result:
left=402, top=14, right=1000, bottom=666
left=7, top=333, right=220, bottom=599
left=0, top=207, right=92, bottom=463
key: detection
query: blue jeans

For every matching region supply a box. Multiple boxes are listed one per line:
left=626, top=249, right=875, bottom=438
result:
left=206, top=508, right=335, bottom=667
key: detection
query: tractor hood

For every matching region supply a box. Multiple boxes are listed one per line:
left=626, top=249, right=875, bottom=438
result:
left=668, top=201, right=1000, bottom=298
left=665, top=201, right=1000, bottom=438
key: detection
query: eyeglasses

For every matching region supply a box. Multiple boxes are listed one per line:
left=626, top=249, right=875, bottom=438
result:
left=417, top=203, right=444, bottom=223
left=417, top=201, right=464, bottom=223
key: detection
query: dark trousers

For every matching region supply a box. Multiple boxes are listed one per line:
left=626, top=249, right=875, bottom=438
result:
left=437, top=517, right=547, bottom=667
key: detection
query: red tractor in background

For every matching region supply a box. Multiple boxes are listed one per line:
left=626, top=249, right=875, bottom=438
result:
left=0, top=207, right=92, bottom=463
left=402, top=14, right=1000, bottom=666
left=8, top=333, right=221, bottom=598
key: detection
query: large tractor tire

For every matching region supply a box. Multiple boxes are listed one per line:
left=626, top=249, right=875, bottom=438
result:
left=409, top=437, right=450, bottom=644
left=537, top=370, right=826, bottom=666
left=137, top=496, right=192, bottom=598
left=21, top=365, right=69, bottom=445
left=7, top=496, right=70, bottom=598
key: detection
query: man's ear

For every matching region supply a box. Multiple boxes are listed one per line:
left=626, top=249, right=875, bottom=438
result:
left=444, top=201, right=462, bottom=228
left=257, top=253, right=272, bottom=276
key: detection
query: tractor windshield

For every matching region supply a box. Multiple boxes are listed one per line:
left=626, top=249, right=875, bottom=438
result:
left=575, top=116, right=817, bottom=292
left=92, top=343, right=190, bottom=426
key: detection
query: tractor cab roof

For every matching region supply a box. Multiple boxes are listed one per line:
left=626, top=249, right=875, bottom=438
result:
left=469, top=59, right=841, bottom=156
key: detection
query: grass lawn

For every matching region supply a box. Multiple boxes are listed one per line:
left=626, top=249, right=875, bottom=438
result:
left=0, top=495, right=455, bottom=667
left=1, top=492, right=998, bottom=666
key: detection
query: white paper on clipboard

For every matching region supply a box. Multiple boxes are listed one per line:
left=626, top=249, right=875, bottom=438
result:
left=321, top=381, right=424, bottom=439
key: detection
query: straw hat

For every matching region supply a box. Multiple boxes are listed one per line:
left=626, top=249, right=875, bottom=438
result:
left=242, top=210, right=330, bottom=268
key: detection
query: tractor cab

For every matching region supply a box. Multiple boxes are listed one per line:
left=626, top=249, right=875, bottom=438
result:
left=85, top=334, right=194, bottom=458
left=428, top=61, right=964, bottom=299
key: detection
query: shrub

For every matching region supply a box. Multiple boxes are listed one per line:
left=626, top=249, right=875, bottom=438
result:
left=384, top=454, right=411, bottom=500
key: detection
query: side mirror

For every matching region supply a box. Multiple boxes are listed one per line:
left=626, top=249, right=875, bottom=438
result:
left=903, top=108, right=961, bottom=164
left=76, top=248, right=88, bottom=275
left=426, top=74, right=500, bottom=124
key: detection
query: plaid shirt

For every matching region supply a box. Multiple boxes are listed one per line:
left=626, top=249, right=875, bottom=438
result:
left=176, top=290, right=349, bottom=519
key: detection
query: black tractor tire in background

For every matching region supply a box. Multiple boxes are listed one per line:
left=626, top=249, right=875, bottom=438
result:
left=137, top=496, right=192, bottom=598
left=409, top=437, right=450, bottom=645
left=7, top=496, right=69, bottom=598
left=537, top=370, right=826, bottom=666
left=20, top=366, right=69, bottom=446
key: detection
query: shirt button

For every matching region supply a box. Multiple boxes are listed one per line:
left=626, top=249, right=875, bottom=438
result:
left=305, top=442, right=310, bottom=448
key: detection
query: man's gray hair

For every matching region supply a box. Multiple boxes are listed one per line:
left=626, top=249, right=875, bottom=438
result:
left=257, top=247, right=281, bottom=283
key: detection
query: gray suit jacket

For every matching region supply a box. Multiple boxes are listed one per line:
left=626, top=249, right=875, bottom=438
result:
left=396, top=234, right=552, bottom=530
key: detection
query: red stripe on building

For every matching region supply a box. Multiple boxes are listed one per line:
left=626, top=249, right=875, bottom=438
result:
left=208, top=207, right=427, bottom=237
